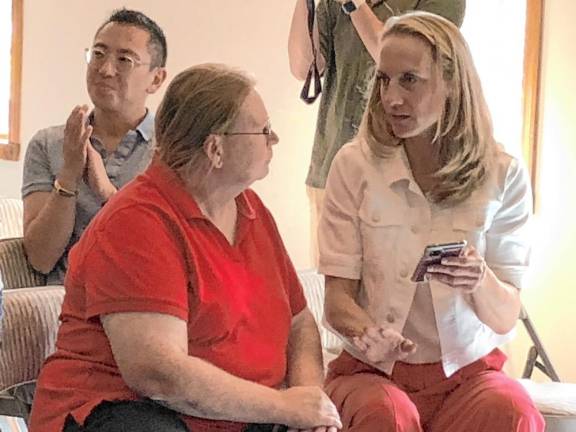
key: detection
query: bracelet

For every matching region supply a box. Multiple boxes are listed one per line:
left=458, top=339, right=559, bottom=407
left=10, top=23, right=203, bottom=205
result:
left=53, top=178, right=78, bottom=198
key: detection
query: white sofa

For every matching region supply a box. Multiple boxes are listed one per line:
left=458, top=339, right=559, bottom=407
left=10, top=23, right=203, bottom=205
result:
left=296, top=269, right=342, bottom=364
left=0, top=198, right=23, bottom=240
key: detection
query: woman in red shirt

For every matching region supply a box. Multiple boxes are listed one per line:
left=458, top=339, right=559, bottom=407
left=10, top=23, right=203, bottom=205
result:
left=29, top=63, right=341, bottom=432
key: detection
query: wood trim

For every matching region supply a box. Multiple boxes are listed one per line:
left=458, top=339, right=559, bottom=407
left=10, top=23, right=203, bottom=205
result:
left=522, top=0, right=545, bottom=207
left=0, top=0, right=23, bottom=161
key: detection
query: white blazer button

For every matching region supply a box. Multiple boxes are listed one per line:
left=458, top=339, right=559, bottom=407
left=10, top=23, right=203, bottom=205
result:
left=386, top=313, right=395, bottom=323
left=372, top=214, right=381, bottom=223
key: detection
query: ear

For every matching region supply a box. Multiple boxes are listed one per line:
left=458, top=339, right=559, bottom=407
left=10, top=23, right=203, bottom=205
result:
left=146, top=67, right=168, bottom=95
left=202, top=134, right=224, bottom=169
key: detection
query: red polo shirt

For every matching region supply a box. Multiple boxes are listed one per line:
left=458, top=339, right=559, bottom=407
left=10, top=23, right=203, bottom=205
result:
left=29, top=161, right=307, bottom=432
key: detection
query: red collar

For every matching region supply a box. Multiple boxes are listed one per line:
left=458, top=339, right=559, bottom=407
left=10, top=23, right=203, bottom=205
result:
left=144, top=159, right=256, bottom=221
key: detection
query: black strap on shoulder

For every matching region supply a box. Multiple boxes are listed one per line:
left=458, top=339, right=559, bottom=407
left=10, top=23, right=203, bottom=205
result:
left=300, top=0, right=322, bottom=104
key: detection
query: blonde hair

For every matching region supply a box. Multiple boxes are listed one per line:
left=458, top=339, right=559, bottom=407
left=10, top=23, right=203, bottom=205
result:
left=155, top=63, right=255, bottom=175
left=359, top=11, right=496, bottom=205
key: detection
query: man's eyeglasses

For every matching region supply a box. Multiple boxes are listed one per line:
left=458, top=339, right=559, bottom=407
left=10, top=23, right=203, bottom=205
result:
left=222, top=121, right=273, bottom=137
left=85, top=47, right=151, bottom=74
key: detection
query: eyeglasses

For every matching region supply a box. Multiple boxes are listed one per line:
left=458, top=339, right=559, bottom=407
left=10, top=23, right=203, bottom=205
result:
left=222, top=121, right=273, bottom=137
left=85, top=47, right=151, bottom=74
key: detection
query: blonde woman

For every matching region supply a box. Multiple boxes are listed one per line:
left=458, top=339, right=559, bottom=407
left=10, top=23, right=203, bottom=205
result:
left=29, top=64, right=341, bottom=432
left=319, top=12, right=544, bottom=432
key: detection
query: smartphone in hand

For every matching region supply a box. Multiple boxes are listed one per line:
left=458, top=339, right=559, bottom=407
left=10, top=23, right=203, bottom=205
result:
left=411, top=240, right=467, bottom=282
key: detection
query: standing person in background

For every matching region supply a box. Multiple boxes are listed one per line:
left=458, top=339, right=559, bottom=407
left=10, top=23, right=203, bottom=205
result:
left=319, top=11, right=544, bottom=432
left=21, top=9, right=167, bottom=284
left=288, top=0, right=465, bottom=262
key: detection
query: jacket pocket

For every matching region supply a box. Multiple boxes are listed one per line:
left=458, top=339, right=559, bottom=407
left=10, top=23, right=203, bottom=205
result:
left=358, top=201, right=405, bottom=260
left=451, top=202, right=499, bottom=253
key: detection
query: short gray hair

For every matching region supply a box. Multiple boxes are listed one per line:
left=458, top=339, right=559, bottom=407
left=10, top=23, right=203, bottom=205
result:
left=155, top=63, right=255, bottom=173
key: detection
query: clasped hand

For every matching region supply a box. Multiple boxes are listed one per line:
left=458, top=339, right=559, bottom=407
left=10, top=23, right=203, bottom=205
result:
left=283, top=386, right=342, bottom=432
left=426, top=246, right=487, bottom=293
left=62, top=105, right=116, bottom=201
left=62, top=105, right=92, bottom=184
left=352, top=326, right=416, bottom=365
left=85, top=141, right=117, bottom=202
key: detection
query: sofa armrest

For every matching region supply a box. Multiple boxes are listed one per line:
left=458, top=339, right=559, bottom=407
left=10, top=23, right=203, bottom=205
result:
left=0, top=198, right=23, bottom=239
left=0, top=285, right=64, bottom=390
left=0, top=237, right=47, bottom=289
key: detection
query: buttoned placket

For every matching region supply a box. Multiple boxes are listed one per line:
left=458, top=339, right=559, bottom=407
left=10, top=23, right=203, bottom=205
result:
left=391, top=183, right=432, bottom=332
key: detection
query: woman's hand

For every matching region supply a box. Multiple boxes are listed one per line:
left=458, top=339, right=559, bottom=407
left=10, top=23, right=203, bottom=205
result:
left=427, top=246, right=487, bottom=293
left=352, top=326, right=416, bottom=364
left=280, top=387, right=341, bottom=431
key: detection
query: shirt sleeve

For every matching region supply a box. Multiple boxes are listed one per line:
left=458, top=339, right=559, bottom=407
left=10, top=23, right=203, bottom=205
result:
left=81, top=205, right=190, bottom=321
left=485, top=158, right=533, bottom=289
left=22, top=129, right=55, bottom=198
left=415, top=0, right=467, bottom=27
left=318, top=147, right=363, bottom=280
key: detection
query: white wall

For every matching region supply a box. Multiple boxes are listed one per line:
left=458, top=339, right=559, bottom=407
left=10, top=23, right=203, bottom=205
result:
left=461, top=1, right=526, bottom=159
left=506, top=0, right=576, bottom=382
left=4, top=0, right=319, bottom=269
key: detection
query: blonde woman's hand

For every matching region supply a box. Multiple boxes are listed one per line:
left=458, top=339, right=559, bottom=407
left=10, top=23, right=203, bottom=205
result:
left=352, top=326, right=416, bottom=364
left=426, top=246, right=487, bottom=293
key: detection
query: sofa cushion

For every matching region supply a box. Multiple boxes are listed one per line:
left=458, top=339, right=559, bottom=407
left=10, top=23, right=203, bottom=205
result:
left=0, top=286, right=64, bottom=391
left=297, top=269, right=342, bottom=354
left=518, top=379, right=576, bottom=415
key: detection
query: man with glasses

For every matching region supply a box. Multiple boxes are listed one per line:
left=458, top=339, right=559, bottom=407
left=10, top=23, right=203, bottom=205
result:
left=21, top=9, right=167, bottom=284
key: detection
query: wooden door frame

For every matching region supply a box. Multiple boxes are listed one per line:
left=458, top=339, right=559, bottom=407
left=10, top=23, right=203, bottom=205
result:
left=522, top=0, right=545, bottom=206
left=0, top=0, right=23, bottom=161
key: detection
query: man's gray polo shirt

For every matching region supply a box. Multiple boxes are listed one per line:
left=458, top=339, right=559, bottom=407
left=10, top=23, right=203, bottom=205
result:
left=21, top=110, right=155, bottom=285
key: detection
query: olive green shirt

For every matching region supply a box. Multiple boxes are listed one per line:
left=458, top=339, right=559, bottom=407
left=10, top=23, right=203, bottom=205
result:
left=307, top=0, right=465, bottom=188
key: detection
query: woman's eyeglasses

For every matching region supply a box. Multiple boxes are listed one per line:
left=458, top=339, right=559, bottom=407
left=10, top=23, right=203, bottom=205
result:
left=223, top=121, right=273, bottom=137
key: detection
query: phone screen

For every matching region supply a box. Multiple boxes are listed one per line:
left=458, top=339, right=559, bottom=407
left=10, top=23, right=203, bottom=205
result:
left=411, top=240, right=467, bottom=282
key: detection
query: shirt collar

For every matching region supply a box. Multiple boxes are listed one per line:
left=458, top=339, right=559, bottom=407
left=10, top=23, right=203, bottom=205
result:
left=145, top=158, right=257, bottom=221
left=360, top=139, right=423, bottom=195
left=359, top=139, right=408, bottom=185
left=87, top=109, right=155, bottom=142
left=135, top=109, right=155, bottom=142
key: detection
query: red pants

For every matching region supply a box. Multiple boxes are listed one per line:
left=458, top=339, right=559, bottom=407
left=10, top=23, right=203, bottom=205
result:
left=325, top=349, right=544, bottom=432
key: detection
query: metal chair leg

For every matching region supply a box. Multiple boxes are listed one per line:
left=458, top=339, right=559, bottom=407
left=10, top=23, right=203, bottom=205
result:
left=521, top=307, right=561, bottom=382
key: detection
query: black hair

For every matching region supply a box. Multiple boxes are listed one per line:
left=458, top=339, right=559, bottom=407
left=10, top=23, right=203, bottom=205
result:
left=96, top=8, right=167, bottom=68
